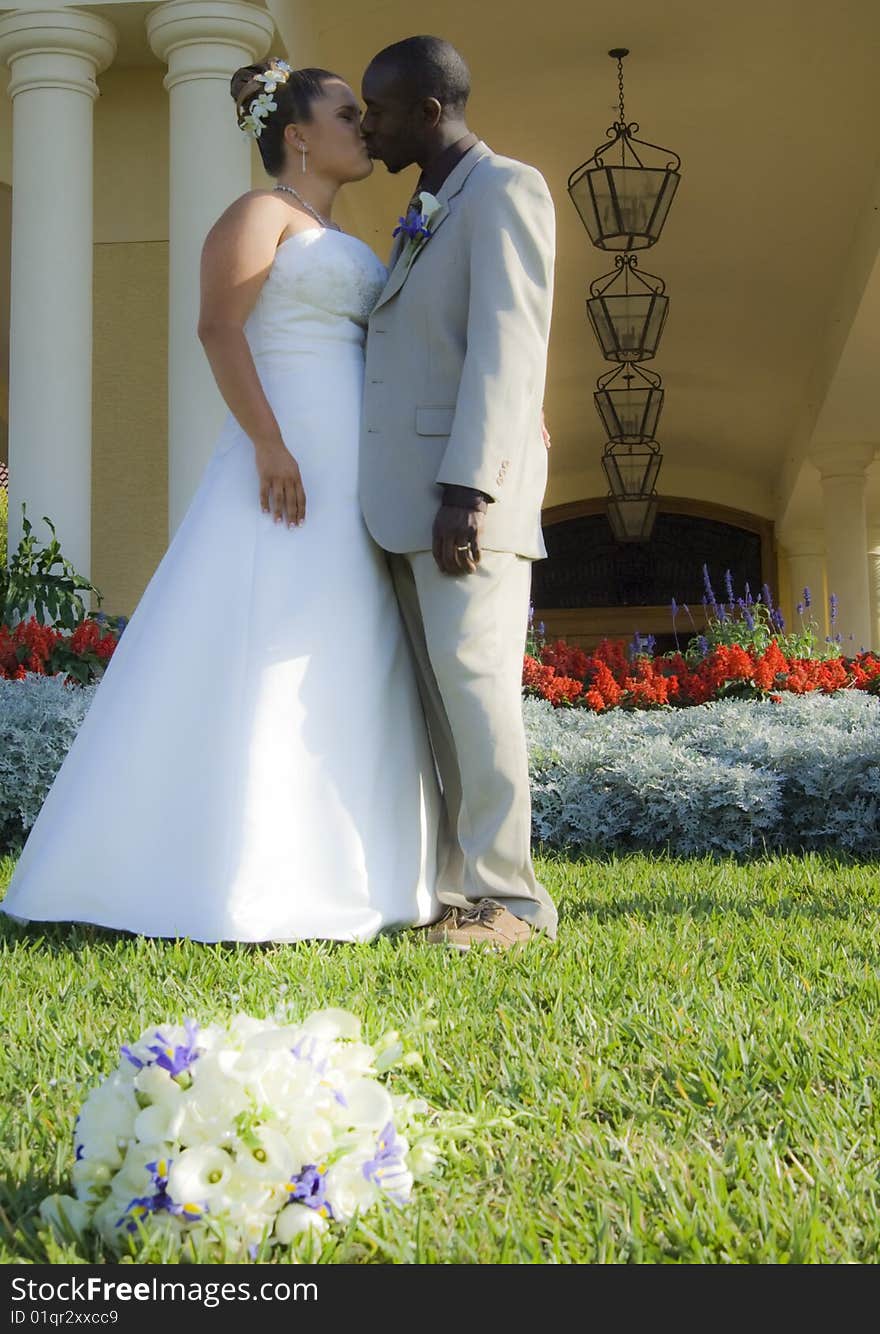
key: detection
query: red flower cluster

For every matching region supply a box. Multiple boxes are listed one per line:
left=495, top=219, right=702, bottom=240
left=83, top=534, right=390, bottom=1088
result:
left=523, top=654, right=584, bottom=706
left=522, top=634, right=880, bottom=711
left=0, top=616, right=118, bottom=682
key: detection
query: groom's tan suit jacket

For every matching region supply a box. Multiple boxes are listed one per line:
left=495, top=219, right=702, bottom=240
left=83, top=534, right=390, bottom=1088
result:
left=359, top=141, right=555, bottom=558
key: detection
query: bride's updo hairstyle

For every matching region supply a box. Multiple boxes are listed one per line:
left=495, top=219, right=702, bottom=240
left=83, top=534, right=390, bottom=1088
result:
left=231, top=60, right=342, bottom=175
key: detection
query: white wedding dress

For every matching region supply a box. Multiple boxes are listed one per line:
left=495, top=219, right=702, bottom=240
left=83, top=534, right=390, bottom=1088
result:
left=1, top=228, right=442, bottom=942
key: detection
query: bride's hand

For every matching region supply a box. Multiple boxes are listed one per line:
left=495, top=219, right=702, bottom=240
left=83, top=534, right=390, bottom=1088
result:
left=255, top=440, right=306, bottom=528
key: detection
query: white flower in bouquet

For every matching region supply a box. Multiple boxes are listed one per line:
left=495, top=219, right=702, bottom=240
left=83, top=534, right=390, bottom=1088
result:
left=40, top=1008, right=454, bottom=1260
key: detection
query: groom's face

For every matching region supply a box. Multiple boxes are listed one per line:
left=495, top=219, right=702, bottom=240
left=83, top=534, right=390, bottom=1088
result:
left=360, top=63, right=424, bottom=173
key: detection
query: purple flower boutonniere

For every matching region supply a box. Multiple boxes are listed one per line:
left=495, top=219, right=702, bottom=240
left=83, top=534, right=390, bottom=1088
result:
left=391, top=191, right=443, bottom=272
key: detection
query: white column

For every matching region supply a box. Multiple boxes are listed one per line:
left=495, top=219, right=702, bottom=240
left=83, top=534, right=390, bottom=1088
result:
left=780, top=529, right=827, bottom=639
left=812, top=442, right=876, bottom=653
left=868, top=527, right=880, bottom=653
left=0, top=8, right=116, bottom=577
left=147, top=1, right=274, bottom=535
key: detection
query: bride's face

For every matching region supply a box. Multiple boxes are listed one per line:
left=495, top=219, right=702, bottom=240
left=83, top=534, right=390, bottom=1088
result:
left=289, top=80, right=373, bottom=184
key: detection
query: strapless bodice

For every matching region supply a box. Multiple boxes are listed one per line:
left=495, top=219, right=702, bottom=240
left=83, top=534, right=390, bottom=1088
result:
left=245, top=228, right=387, bottom=363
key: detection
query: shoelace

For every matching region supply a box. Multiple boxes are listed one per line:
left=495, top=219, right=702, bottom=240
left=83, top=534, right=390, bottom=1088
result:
left=454, top=899, right=504, bottom=928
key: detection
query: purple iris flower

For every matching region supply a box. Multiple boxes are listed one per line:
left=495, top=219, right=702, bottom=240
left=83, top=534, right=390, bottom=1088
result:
left=287, top=1164, right=333, bottom=1218
left=146, top=1019, right=201, bottom=1078
left=118, top=1158, right=206, bottom=1234
left=392, top=207, right=431, bottom=242
left=362, top=1122, right=409, bottom=1203
left=291, top=1036, right=329, bottom=1076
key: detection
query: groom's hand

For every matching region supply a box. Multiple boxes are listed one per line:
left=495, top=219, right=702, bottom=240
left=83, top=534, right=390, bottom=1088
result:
left=432, top=485, right=490, bottom=575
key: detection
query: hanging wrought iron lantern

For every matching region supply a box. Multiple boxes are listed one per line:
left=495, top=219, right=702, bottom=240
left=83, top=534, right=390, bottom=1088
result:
left=568, top=48, right=681, bottom=252
left=606, top=493, right=659, bottom=542
left=594, top=362, right=664, bottom=442
left=601, top=437, right=662, bottom=499
left=602, top=438, right=662, bottom=542
left=587, top=254, right=668, bottom=362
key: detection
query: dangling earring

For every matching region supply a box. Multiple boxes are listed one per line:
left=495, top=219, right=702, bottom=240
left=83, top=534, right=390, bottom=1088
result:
left=300, top=143, right=307, bottom=174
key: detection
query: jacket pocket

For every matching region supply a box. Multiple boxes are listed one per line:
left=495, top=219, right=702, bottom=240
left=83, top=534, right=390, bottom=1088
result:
left=415, top=406, right=455, bottom=436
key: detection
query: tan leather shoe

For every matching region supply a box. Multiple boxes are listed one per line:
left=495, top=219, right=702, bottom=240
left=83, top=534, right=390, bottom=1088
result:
left=425, top=899, right=533, bottom=952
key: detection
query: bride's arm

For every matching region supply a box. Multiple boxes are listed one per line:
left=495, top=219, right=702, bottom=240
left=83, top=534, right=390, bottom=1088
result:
left=199, top=193, right=306, bottom=528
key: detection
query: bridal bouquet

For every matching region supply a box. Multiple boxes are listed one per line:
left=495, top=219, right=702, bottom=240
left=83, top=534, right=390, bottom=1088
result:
left=40, top=1008, right=445, bottom=1260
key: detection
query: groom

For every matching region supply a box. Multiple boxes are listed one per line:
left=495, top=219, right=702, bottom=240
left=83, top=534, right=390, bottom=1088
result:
left=359, top=35, right=558, bottom=949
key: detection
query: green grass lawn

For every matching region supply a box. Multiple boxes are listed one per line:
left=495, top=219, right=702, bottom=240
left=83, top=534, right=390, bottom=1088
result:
left=2, top=849, right=879, bottom=1264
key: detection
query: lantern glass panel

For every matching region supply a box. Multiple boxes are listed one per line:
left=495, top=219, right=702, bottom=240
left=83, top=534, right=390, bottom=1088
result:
left=569, top=165, right=680, bottom=250
left=606, top=494, right=658, bottom=543
left=594, top=386, right=663, bottom=441
left=586, top=292, right=669, bottom=362
left=602, top=445, right=661, bottom=498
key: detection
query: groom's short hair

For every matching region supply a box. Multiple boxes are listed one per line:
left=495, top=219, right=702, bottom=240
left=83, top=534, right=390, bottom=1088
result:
left=370, top=36, right=471, bottom=113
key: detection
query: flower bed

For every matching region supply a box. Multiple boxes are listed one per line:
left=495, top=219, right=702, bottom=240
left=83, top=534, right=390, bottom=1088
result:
left=525, top=570, right=880, bottom=710
left=524, top=636, right=880, bottom=710
left=0, top=616, right=120, bottom=685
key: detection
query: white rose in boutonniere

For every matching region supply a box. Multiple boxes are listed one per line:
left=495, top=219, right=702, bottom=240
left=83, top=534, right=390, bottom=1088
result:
left=392, top=191, right=443, bottom=273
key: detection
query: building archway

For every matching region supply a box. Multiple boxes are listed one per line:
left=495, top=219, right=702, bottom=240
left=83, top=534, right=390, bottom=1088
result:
left=532, top=497, right=776, bottom=651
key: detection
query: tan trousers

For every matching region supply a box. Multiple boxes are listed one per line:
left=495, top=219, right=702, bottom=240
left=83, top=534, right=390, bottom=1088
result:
left=387, top=550, right=558, bottom=938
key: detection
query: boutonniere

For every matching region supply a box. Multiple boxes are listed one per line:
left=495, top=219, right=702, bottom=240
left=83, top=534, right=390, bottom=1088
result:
left=392, top=191, right=442, bottom=270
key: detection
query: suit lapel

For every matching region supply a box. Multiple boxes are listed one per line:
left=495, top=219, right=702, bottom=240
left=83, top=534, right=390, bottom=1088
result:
left=373, top=141, right=492, bottom=313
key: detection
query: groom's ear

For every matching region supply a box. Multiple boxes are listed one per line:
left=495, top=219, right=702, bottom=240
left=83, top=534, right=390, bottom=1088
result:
left=418, top=97, right=443, bottom=129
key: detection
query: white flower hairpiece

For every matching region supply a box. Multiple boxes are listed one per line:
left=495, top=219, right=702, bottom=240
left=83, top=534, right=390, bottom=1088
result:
left=238, top=59, right=293, bottom=139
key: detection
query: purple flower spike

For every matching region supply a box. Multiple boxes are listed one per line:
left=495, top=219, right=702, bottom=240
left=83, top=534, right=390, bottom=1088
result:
left=702, top=565, right=717, bottom=606
left=803, top=586, right=812, bottom=609
left=743, top=607, right=755, bottom=631
left=762, top=583, right=775, bottom=611
left=724, top=569, right=735, bottom=604
left=830, top=593, right=839, bottom=626
left=796, top=603, right=804, bottom=616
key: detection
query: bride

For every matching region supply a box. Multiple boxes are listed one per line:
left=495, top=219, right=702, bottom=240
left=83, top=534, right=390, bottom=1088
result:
left=0, top=60, right=443, bottom=942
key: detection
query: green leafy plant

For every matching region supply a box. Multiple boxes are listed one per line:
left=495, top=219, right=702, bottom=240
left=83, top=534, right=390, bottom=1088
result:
left=0, top=485, right=7, bottom=569
left=1, top=504, right=101, bottom=629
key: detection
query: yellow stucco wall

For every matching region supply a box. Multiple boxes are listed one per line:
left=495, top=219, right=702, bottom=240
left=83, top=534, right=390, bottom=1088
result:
left=92, top=240, right=168, bottom=615
left=91, top=68, right=169, bottom=614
